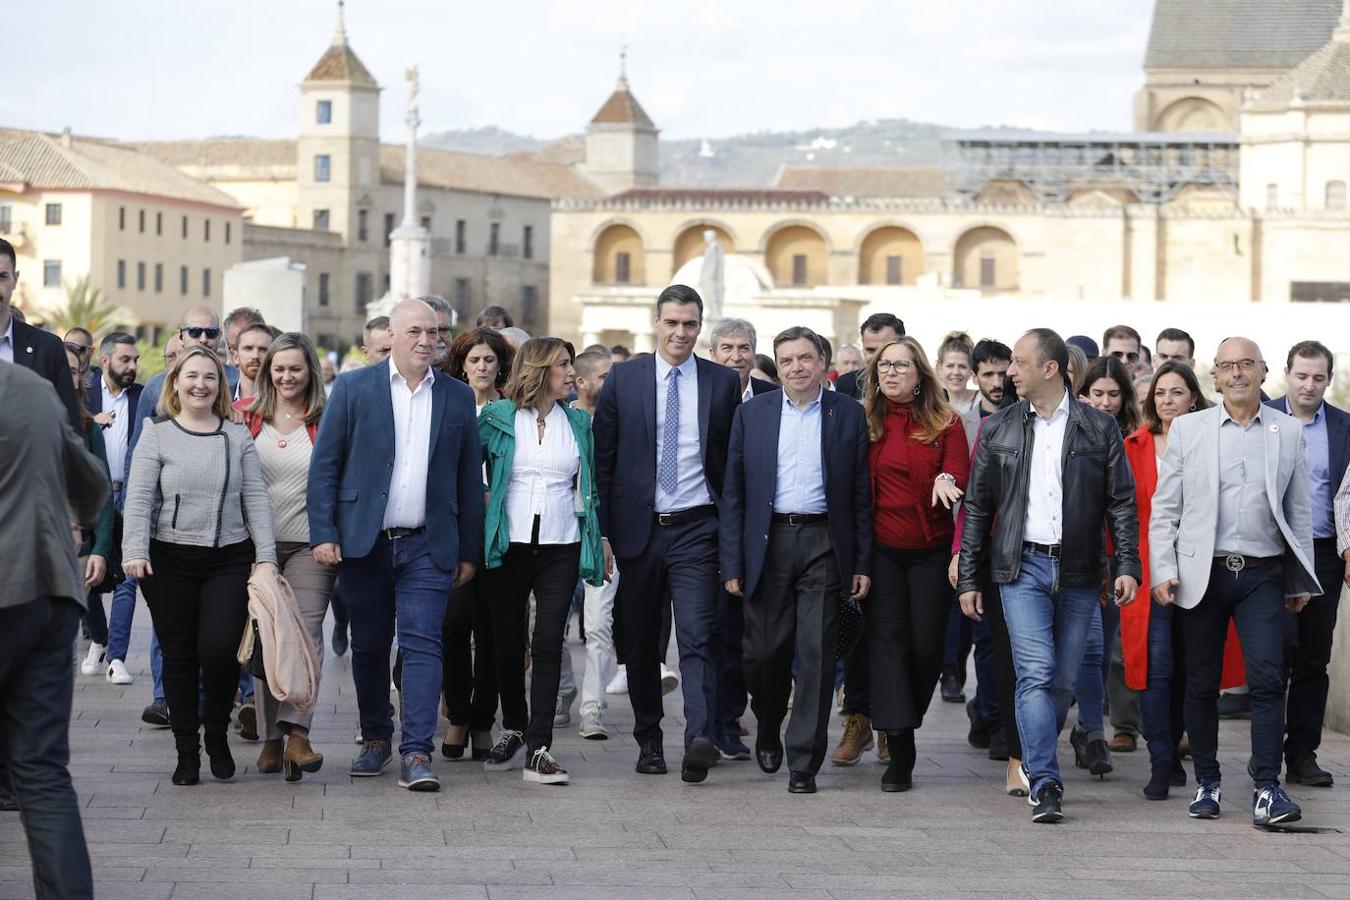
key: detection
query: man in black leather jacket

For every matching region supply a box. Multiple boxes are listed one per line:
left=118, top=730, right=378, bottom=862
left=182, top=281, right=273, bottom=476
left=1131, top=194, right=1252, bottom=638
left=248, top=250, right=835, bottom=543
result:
left=956, top=328, right=1140, bottom=824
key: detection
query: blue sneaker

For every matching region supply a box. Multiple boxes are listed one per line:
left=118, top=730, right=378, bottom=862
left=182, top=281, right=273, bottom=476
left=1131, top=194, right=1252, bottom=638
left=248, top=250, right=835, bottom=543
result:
left=1188, top=781, right=1221, bottom=818
left=1252, top=785, right=1301, bottom=827
left=351, top=740, right=392, bottom=777
left=398, top=753, right=440, bottom=792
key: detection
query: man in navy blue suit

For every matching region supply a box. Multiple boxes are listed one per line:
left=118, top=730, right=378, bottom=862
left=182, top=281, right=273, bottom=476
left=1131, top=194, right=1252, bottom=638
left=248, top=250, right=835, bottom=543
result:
left=592, top=284, right=741, bottom=783
left=1267, top=339, right=1350, bottom=787
left=308, top=299, right=484, bottom=793
left=721, top=326, right=873, bottom=793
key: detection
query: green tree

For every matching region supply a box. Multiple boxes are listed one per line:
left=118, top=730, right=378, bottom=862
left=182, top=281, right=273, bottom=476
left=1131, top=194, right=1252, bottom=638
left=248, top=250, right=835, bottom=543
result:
left=45, top=275, right=133, bottom=337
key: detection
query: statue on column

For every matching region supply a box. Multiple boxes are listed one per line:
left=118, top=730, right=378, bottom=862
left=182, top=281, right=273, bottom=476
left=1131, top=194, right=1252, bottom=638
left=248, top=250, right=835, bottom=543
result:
left=698, top=229, right=725, bottom=322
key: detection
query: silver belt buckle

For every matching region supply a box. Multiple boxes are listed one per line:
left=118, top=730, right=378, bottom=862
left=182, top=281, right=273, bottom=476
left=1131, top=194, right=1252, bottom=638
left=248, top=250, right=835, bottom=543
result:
left=1224, top=554, right=1245, bottom=573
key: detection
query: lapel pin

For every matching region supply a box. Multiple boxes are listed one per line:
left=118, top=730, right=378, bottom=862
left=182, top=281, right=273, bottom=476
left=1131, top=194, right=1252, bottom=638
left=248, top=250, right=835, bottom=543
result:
left=25, top=346, right=32, bottom=354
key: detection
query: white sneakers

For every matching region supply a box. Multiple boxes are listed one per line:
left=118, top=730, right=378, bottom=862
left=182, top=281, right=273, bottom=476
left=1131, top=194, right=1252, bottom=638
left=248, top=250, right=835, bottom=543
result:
left=604, top=664, right=678, bottom=695
left=105, top=659, right=135, bottom=685
left=80, top=643, right=106, bottom=676
left=606, top=666, right=628, bottom=695
left=660, top=664, right=680, bottom=695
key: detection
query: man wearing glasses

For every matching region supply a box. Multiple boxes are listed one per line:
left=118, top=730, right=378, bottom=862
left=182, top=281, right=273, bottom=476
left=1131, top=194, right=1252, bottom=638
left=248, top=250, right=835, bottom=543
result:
left=418, top=294, right=456, bottom=367
left=63, top=327, right=97, bottom=388
left=1103, top=324, right=1150, bottom=380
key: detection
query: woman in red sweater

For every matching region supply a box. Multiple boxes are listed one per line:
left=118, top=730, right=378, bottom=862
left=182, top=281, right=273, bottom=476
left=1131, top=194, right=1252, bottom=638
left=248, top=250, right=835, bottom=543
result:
left=863, top=337, right=970, bottom=792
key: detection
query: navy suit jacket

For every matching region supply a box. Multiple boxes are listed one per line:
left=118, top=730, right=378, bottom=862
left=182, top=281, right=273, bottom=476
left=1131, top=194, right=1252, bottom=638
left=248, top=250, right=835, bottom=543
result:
left=749, top=376, right=779, bottom=397
left=307, top=359, right=484, bottom=571
left=12, top=319, right=81, bottom=430
left=593, top=353, right=741, bottom=559
left=1267, top=395, right=1350, bottom=501
left=835, top=369, right=864, bottom=401
left=720, top=388, right=873, bottom=601
left=85, top=379, right=143, bottom=420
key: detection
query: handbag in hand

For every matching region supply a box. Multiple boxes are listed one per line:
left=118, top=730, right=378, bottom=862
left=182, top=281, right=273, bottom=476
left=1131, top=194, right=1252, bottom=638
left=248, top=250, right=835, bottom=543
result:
left=236, top=618, right=268, bottom=682
left=835, top=595, right=864, bottom=661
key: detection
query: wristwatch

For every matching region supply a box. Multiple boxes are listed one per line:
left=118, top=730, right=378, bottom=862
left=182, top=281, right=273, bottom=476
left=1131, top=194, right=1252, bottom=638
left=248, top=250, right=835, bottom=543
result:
left=936, top=472, right=956, bottom=484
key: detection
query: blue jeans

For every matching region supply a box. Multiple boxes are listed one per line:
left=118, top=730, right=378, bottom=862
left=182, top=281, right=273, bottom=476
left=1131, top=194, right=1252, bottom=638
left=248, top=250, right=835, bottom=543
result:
left=999, top=547, right=1102, bottom=798
left=339, top=532, right=454, bottom=759
left=1137, top=601, right=1178, bottom=768
left=1072, top=604, right=1106, bottom=738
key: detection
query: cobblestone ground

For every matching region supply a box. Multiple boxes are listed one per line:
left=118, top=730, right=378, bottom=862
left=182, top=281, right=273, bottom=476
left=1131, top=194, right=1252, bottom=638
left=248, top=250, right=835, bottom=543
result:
left=4, top=598, right=1350, bottom=899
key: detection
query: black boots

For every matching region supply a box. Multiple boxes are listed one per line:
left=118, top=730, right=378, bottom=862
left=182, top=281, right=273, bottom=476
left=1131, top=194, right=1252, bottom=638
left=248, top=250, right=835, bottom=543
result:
left=1143, top=763, right=1171, bottom=800
left=204, top=730, right=236, bottom=781
left=172, top=734, right=200, bottom=786
left=881, top=729, right=916, bottom=792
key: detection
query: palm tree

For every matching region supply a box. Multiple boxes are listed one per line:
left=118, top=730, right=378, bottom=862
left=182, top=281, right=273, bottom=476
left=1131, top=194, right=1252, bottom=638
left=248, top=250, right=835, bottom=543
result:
left=44, top=275, right=133, bottom=337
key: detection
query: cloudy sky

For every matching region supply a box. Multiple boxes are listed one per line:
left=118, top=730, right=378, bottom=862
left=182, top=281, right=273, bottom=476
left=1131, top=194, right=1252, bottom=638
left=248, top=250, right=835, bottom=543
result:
left=11, top=0, right=1157, bottom=142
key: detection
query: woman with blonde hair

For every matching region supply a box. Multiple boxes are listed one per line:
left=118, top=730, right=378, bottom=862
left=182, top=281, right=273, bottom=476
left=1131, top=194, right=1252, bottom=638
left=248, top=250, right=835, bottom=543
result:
left=478, top=338, right=605, bottom=784
left=122, top=345, right=277, bottom=785
left=936, top=331, right=977, bottom=413
left=861, top=337, right=970, bottom=791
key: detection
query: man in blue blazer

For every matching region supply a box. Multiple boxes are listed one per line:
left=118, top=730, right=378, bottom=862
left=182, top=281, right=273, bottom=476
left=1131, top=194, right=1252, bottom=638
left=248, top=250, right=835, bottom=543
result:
left=1267, top=339, right=1350, bottom=787
left=592, top=284, right=741, bottom=784
left=309, top=299, right=484, bottom=793
left=720, top=326, right=873, bottom=793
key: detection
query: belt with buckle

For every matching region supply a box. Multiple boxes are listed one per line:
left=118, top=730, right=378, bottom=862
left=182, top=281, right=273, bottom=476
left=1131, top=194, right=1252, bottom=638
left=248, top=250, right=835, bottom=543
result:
left=655, top=505, right=716, bottom=527
left=382, top=526, right=426, bottom=541
left=1215, top=554, right=1279, bottom=573
left=772, top=512, right=828, bottom=526
left=1023, top=541, right=1062, bottom=559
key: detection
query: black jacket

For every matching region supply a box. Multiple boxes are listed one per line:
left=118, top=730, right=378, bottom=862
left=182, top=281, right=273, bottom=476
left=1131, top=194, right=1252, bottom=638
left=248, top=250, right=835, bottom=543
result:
left=12, top=319, right=82, bottom=430
left=957, top=392, right=1140, bottom=591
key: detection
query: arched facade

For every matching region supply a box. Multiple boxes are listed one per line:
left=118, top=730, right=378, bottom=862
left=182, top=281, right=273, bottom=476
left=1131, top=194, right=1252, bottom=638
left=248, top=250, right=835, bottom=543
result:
left=952, top=226, right=1018, bottom=292
left=764, top=223, right=828, bottom=287
left=857, top=225, right=924, bottom=286
left=1155, top=97, right=1228, bottom=133
left=672, top=223, right=734, bottom=273
left=592, top=222, right=645, bottom=285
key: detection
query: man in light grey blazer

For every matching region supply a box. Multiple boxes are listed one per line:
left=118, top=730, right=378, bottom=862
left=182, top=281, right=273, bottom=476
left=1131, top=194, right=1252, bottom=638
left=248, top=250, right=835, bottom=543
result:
left=1150, top=336, right=1320, bottom=828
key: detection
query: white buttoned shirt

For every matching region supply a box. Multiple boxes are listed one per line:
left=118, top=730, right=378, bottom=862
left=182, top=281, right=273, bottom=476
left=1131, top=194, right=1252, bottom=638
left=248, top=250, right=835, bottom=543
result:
left=383, top=364, right=435, bottom=529
left=1023, top=389, right=1071, bottom=545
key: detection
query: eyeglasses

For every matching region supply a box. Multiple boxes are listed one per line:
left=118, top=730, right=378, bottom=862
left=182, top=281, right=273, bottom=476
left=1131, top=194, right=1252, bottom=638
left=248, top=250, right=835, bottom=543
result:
left=63, top=341, right=92, bottom=354
left=1110, top=350, right=1140, bottom=363
left=181, top=326, right=221, bottom=340
left=1214, top=358, right=1262, bottom=374
left=876, top=360, right=914, bottom=374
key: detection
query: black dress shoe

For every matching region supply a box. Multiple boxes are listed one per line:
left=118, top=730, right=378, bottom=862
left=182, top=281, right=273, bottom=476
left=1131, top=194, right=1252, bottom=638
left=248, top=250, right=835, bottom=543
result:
left=636, top=740, right=667, bottom=775
left=966, top=700, right=991, bottom=749
left=787, top=771, right=817, bottom=793
left=988, top=728, right=1009, bottom=761
left=940, top=666, right=965, bottom=703
left=755, top=735, right=784, bottom=774
left=1287, top=754, right=1334, bottom=787
left=681, top=737, right=718, bottom=783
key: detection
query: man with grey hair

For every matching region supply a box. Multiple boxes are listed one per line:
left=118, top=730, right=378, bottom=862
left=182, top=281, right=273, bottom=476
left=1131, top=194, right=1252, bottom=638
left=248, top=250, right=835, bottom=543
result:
left=417, top=295, right=456, bottom=366
left=500, top=326, right=530, bottom=350
left=710, top=318, right=775, bottom=403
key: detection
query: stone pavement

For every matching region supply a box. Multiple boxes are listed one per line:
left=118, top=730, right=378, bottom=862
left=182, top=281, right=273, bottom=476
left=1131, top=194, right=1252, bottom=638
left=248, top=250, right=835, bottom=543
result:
left=4, top=599, right=1350, bottom=900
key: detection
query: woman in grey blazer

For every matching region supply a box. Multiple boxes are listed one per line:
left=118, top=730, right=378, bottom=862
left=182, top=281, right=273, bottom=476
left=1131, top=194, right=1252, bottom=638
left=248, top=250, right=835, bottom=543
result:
left=122, top=346, right=277, bottom=786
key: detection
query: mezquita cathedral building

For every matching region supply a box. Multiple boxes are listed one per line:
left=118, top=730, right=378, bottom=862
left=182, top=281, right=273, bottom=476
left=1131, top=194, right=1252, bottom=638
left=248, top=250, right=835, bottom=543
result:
left=1, top=0, right=1349, bottom=358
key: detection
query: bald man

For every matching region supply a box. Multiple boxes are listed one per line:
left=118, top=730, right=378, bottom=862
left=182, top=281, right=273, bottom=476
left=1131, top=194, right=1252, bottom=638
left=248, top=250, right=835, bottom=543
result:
left=308, top=299, right=484, bottom=793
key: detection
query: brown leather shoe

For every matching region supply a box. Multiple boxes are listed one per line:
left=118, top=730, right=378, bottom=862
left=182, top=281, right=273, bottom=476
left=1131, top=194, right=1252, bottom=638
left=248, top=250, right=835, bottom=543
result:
left=876, top=730, right=891, bottom=764
left=830, top=713, right=874, bottom=766
left=256, top=739, right=283, bottom=774
left=1110, top=732, right=1137, bottom=753
left=283, top=731, right=324, bottom=782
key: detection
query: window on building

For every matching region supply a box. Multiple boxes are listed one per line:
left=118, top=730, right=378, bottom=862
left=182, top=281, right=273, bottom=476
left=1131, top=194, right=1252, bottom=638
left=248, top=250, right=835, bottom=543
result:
left=420, top=215, right=432, bottom=232
left=181, top=215, right=188, bottom=238
left=203, top=219, right=211, bottom=242
left=118, top=207, right=126, bottom=231
left=616, top=252, right=632, bottom=284
left=885, top=255, right=902, bottom=285
left=138, top=209, right=146, bottom=233
left=136, top=261, right=146, bottom=291
left=980, top=254, right=996, bottom=289
left=180, top=265, right=189, bottom=295
left=1291, top=281, right=1350, bottom=302
left=316, top=99, right=332, bottom=124
left=0, top=205, right=11, bottom=234
left=313, top=209, right=330, bottom=231
left=202, top=268, right=212, bottom=297
left=455, top=219, right=466, bottom=254
left=45, top=203, right=62, bottom=226
left=453, top=277, right=470, bottom=309
left=154, top=263, right=163, bottom=293
left=156, top=211, right=163, bottom=235
left=116, top=259, right=126, bottom=289
left=318, top=272, right=330, bottom=307
left=521, top=285, right=538, bottom=319
left=791, top=254, right=807, bottom=286
left=489, top=223, right=500, bottom=256
left=225, top=222, right=231, bottom=244
left=523, top=225, right=534, bottom=260
left=314, top=154, right=332, bottom=183
left=355, top=272, right=372, bottom=311
left=382, top=271, right=390, bottom=292
left=384, top=213, right=395, bottom=246
left=358, top=208, right=369, bottom=242
left=1266, top=183, right=1279, bottom=209
left=1327, top=181, right=1347, bottom=212
left=42, top=259, right=61, bottom=287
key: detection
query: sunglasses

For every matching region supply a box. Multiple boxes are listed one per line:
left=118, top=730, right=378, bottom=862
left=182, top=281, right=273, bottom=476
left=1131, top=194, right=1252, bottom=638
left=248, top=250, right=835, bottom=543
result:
left=1110, top=350, right=1140, bottom=363
left=181, top=326, right=221, bottom=340
left=64, top=341, right=93, bottom=354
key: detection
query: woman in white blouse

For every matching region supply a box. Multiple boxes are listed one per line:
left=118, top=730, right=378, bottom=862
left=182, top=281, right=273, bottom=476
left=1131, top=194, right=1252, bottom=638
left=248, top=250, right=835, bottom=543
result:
left=478, top=338, right=605, bottom=785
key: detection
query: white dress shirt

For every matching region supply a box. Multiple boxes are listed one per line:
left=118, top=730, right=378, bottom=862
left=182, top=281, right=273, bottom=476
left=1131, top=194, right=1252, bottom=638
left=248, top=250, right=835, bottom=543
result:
left=506, top=404, right=581, bottom=544
left=0, top=316, right=12, bottom=364
left=383, top=363, right=435, bottom=529
left=101, top=378, right=131, bottom=484
left=654, top=354, right=712, bottom=512
left=774, top=387, right=826, bottom=514
left=1023, top=389, right=1071, bottom=544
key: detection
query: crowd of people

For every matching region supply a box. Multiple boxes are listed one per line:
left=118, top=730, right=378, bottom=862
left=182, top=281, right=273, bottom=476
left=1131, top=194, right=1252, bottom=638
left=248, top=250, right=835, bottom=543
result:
left=2, top=229, right=1347, bottom=896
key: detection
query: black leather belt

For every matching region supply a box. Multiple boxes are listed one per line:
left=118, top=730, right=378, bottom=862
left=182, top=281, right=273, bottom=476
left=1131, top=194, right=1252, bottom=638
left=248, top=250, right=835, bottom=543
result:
left=1023, top=541, right=1061, bottom=559
left=1214, top=554, right=1279, bottom=572
left=772, top=513, right=827, bottom=526
left=382, top=526, right=426, bottom=541
left=655, top=505, right=716, bottom=526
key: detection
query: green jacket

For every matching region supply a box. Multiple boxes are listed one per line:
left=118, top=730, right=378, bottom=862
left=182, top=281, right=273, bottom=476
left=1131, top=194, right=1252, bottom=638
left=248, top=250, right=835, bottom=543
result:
left=81, top=422, right=116, bottom=560
left=478, top=399, right=604, bottom=586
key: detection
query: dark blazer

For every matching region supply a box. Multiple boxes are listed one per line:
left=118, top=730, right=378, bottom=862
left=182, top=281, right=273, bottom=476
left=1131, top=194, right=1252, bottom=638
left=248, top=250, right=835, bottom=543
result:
left=593, top=353, right=741, bottom=559
left=720, top=389, right=873, bottom=601
left=12, top=319, right=81, bottom=430
left=1267, top=396, right=1350, bottom=495
left=835, top=369, right=864, bottom=401
left=85, top=378, right=144, bottom=420
left=307, top=359, right=485, bottom=571
left=749, top=376, right=779, bottom=397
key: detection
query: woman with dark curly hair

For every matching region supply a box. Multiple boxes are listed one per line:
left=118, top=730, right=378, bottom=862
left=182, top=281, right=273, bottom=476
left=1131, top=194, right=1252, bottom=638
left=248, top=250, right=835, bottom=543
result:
left=443, top=327, right=515, bottom=409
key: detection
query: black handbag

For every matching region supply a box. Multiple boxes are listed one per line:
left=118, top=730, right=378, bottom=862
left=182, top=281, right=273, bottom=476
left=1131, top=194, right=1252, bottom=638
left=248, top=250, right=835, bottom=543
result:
left=90, top=511, right=126, bottom=594
left=835, top=595, right=864, bottom=661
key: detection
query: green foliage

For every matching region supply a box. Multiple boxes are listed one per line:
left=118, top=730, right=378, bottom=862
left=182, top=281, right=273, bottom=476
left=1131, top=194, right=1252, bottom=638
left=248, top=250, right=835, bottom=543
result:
left=137, top=330, right=174, bottom=381
left=44, top=275, right=133, bottom=337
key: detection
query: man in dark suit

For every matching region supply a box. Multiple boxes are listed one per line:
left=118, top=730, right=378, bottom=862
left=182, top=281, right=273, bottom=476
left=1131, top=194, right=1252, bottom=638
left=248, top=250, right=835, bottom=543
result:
left=1267, top=339, right=1350, bottom=787
left=721, top=326, right=872, bottom=793
left=309, top=299, right=484, bottom=793
left=0, top=361, right=109, bottom=899
left=832, top=312, right=904, bottom=401
left=593, top=284, right=740, bottom=783
left=0, top=238, right=81, bottom=429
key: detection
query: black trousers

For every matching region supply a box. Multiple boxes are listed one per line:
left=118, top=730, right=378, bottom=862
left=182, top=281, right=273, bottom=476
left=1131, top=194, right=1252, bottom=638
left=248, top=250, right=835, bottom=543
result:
left=83, top=588, right=108, bottom=645
left=0, top=597, right=93, bottom=900
left=743, top=520, right=841, bottom=774
left=841, top=629, right=871, bottom=717
left=1285, top=537, right=1343, bottom=763
left=140, top=540, right=253, bottom=743
left=442, top=570, right=498, bottom=731
left=866, top=544, right=951, bottom=732
left=483, top=541, right=580, bottom=753
left=980, top=574, right=1024, bottom=761
left=714, top=585, right=748, bottom=741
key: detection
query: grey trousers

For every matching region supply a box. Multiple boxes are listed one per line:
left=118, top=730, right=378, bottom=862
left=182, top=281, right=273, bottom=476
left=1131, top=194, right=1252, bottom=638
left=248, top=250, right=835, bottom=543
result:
left=260, top=541, right=337, bottom=739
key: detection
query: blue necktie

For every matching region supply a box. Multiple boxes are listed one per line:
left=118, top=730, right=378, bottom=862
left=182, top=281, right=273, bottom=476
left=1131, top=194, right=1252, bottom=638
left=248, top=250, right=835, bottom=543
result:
left=659, top=368, right=680, bottom=495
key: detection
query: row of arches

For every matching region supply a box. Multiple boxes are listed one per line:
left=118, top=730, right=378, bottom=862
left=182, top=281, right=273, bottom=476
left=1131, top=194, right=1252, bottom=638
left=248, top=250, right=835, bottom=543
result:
left=592, top=221, right=1019, bottom=292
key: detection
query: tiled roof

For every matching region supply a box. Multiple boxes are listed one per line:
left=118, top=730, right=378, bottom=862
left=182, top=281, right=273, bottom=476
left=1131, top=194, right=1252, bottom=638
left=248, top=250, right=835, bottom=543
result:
left=610, top=187, right=831, bottom=204
left=1144, top=0, right=1342, bottom=69
left=0, top=129, right=242, bottom=208
left=132, top=138, right=297, bottom=170
left=774, top=165, right=948, bottom=199
left=304, top=37, right=377, bottom=87
left=380, top=145, right=603, bottom=199
left=589, top=79, right=655, bottom=128
left=1257, top=27, right=1350, bottom=103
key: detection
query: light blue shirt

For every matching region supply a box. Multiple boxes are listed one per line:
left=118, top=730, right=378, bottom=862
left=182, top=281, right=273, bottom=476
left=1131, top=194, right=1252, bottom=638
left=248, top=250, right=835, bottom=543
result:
left=0, top=316, right=13, bottom=363
left=774, top=387, right=826, bottom=514
left=1301, top=403, right=1334, bottom=539
left=654, top=353, right=711, bottom=512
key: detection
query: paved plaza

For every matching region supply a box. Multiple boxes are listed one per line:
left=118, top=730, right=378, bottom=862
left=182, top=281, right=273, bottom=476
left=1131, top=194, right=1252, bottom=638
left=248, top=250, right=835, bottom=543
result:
left=4, top=599, right=1350, bottom=900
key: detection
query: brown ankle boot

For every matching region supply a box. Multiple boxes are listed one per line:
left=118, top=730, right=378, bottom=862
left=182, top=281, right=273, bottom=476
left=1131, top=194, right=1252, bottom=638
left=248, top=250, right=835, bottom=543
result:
left=256, top=739, right=283, bottom=774
left=283, top=730, right=324, bottom=782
